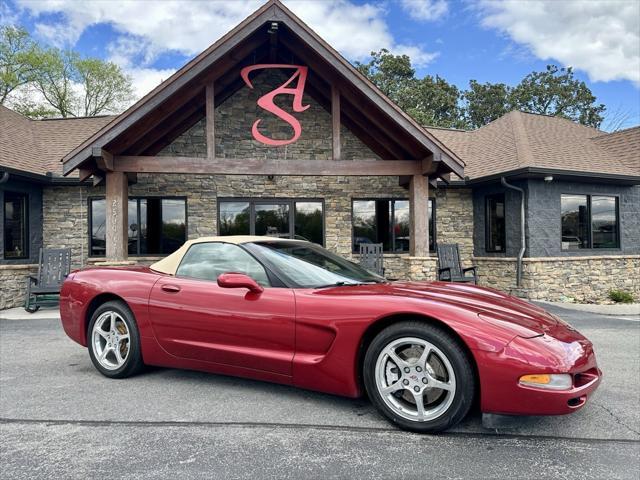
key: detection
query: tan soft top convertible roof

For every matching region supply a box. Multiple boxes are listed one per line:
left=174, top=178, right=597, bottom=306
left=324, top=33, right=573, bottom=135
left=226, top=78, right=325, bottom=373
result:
left=150, top=236, right=306, bottom=275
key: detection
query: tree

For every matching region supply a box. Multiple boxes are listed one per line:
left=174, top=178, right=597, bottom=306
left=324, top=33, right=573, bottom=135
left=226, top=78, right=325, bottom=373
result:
left=0, top=25, right=38, bottom=104
left=2, top=27, right=134, bottom=118
left=463, top=80, right=511, bottom=129
left=510, top=65, right=605, bottom=128
left=25, top=47, right=134, bottom=118
left=356, top=49, right=465, bottom=128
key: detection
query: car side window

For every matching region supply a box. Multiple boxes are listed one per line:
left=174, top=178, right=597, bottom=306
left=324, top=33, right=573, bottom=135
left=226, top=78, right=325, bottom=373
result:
left=176, top=242, right=270, bottom=287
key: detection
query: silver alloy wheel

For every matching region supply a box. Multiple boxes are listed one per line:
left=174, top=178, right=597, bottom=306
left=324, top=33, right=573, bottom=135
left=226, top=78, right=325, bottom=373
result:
left=374, top=336, right=456, bottom=422
left=91, top=311, right=130, bottom=370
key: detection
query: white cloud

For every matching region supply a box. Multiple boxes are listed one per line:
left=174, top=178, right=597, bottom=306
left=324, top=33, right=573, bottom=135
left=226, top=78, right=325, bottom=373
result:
left=399, top=0, right=448, bottom=22
left=125, top=67, right=177, bottom=100
left=479, top=0, right=640, bottom=86
left=16, top=0, right=438, bottom=63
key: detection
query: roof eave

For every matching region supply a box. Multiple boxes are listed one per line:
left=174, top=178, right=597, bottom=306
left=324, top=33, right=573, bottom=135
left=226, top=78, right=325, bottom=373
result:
left=466, top=167, right=640, bottom=186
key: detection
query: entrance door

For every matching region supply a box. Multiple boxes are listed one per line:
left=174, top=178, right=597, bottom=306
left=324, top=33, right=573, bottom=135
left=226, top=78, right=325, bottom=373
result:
left=148, top=242, right=295, bottom=376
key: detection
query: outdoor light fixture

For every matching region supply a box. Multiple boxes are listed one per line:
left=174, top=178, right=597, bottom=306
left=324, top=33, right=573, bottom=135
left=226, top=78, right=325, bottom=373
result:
left=268, top=22, right=278, bottom=33
left=519, top=373, right=572, bottom=390
left=544, top=175, right=554, bottom=182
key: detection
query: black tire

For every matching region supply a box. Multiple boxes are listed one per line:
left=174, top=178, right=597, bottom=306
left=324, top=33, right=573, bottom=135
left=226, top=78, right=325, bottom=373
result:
left=363, top=321, right=475, bottom=433
left=87, top=300, right=144, bottom=379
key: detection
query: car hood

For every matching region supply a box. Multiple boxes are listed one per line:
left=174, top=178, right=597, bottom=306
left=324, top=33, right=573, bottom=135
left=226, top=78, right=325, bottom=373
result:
left=320, top=281, right=561, bottom=337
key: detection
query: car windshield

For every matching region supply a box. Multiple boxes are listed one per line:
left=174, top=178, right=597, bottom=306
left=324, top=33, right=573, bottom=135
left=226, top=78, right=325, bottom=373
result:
left=246, top=241, right=385, bottom=288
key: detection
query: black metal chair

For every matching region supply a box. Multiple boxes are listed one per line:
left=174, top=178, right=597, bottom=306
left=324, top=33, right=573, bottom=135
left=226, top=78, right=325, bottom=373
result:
left=24, top=248, right=72, bottom=313
left=359, top=243, right=384, bottom=276
left=437, top=243, right=477, bottom=284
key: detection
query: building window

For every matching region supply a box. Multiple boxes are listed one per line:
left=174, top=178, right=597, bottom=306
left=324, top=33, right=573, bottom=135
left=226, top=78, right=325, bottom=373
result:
left=485, top=194, right=506, bottom=253
left=3, top=191, right=28, bottom=259
left=561, top=194, right=619, bottom=250
left=352, top=199, right=435, bottom=253
left=89, top=197, right=186, bottom=257
left=218, top=199, right=324, bottom=245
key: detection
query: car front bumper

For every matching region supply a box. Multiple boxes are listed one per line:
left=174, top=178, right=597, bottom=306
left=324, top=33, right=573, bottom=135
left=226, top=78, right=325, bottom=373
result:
left=475, top=334, right=602, bottom=416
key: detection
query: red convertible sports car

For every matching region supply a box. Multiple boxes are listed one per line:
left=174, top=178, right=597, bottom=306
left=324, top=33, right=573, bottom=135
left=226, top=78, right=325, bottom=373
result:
left=60, top=236, right=601, bottom=432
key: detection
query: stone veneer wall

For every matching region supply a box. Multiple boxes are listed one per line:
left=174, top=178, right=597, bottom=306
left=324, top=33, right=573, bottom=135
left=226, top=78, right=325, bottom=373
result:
left=38, top=174, right=472, bottom=286
left=474, top=255, right=640, bottom=302
left=0, top=264, right=37, bottom=310
left=160, top=70, right=378, bottom=161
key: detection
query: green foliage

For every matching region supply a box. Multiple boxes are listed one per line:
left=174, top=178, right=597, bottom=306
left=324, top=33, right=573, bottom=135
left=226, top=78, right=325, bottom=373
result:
left=608, top=289, right=635, bottom=304
left=463, top=80, right=511, bottom=129
left=511, top=65, right=605, bottom=128
left=0, top=25, right=38, bottom=104
left=1, top=26, right=133, bottom=118
left=357, top=49, right=607, bottom=130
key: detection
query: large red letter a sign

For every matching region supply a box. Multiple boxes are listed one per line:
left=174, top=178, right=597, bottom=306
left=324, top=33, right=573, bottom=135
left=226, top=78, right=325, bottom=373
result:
left=240, top=64, right=310, bottom=146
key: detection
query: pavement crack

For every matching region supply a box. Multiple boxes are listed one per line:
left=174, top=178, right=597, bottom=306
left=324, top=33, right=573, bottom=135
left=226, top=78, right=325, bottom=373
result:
left=1, top=417, right=639, bottom=445
left=593, top=402, right=640, bottom=436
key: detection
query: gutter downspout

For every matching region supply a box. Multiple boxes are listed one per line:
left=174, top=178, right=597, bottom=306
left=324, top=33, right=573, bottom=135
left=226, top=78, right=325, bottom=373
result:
left=501, top=177, right=525, bottom=287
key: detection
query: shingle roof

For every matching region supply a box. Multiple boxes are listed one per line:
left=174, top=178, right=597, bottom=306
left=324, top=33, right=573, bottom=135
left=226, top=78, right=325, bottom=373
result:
left=0, top=105, right=114, bottom=177
left=426, top=111, right=639, bottom=180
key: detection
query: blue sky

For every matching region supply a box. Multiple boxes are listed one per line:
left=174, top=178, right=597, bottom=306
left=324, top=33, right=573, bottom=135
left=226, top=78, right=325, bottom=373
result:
left=3, top=0, right=639, bottom=129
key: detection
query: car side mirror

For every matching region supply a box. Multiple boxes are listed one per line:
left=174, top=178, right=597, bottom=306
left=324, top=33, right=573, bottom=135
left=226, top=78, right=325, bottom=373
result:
left=217, top=272, right=264, bottom=294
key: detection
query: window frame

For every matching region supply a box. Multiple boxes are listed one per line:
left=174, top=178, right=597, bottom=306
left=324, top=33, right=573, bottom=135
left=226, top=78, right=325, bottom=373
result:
left=217, top=197, right=325, bottom=246
left=484, top=193, right=506, bottom=253
left=3, top=190, right=29, bottom=260
left=350, top=197, right=436, bottom=254
left=88, top=195, right=188, bottom=257
left=560, top=193, right=621, bottom=251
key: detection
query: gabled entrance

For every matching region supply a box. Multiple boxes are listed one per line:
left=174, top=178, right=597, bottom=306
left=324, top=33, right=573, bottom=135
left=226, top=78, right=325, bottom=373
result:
left=62, top=0, right=464, bottom=261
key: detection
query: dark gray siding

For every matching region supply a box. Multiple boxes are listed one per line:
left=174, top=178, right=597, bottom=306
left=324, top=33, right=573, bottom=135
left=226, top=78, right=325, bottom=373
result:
left=0, top=178, right=43, bottom=265
left=526, top=179, right=640, bottom=257
left=472, top=180, right=526, bottom=257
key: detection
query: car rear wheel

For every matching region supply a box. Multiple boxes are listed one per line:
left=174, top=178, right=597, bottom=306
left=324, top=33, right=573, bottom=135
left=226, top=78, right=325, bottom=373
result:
left=87, top=300, right=144, bottom=379
left=363, top=321, right=475, bottom=433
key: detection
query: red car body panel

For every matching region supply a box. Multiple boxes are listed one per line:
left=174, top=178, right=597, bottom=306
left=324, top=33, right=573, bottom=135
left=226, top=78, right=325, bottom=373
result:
left=60, top=266, right=601, bottom=416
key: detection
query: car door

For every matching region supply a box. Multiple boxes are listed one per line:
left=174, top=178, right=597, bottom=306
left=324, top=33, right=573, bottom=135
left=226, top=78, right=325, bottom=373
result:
left=148, top=242, right=295, bottom=376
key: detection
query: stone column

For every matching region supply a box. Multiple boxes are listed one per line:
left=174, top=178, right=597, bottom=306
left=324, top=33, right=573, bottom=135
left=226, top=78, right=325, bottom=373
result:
left=409, top=174, right=429, bottom=257
left=105, top=171, right=128, bottom=261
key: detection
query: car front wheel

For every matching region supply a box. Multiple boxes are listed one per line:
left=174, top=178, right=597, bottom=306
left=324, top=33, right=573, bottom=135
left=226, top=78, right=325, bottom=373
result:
left=87, top=300, right=144, bottom=379
left=363, top=321, right=475, bottom=433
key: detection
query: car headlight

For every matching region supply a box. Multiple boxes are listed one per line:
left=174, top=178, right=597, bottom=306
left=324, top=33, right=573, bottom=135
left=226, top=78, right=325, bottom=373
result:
left=519, top=373, right=572, bottom=390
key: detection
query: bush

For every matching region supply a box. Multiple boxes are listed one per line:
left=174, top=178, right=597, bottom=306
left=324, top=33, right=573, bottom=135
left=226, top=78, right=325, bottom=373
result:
left=608, top=289, right=635, bottom=304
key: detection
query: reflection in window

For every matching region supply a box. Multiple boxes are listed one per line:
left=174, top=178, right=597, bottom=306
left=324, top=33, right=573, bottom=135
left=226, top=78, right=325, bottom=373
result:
left=218, top=199, right=324, bottom=245
left=176, top=242, right=270, bottom=286
left=3, top=191, right=28, bottom=259
left=561, top=195, right=589, bottom=250
left=90, top=197, right=186, bottom=256
left=591, top=196, right=618, bottom=249
left=561, top=194, right=619, bottom=250
left=255, top=203, right=290, bottom=238
left=219, top=202, right=250, bottom=235
left=294, top=202, right=323, bottom=244
left=485, top=194, right=506, bottom=253
left=352, top=199, right=435, bottom=253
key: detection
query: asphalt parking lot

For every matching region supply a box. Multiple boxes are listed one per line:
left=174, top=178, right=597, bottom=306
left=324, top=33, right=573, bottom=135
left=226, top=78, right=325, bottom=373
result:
left=1, top=303, right=639, bottom=479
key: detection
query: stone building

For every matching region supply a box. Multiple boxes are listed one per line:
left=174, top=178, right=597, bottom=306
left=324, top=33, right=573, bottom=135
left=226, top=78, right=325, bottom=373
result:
left=1, top=0, right=639, bottom=309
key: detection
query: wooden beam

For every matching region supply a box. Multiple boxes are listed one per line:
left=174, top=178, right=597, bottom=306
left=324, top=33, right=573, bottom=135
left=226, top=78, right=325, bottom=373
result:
left=206, top=83, right=215, bottom=159
left=113, top=156, right=420, bottom=176
left=331, top=84, right=340, bottom=160
left=105, top=171, right=128, bottom=261
left=78, top=167, right=94, bottom=182
left=92, top=147, right=114, bottom=171
left=409, top=174, right=429, bottom=257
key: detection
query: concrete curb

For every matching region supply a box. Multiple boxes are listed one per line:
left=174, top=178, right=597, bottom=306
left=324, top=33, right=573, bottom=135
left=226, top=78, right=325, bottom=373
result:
left=536, top=301, right=640, bottom=316
left=0, top=307, right=60, bottom=321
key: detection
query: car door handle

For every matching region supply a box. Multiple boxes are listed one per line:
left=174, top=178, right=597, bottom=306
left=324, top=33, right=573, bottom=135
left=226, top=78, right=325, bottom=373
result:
left=161, top=284, right=181, bottom=293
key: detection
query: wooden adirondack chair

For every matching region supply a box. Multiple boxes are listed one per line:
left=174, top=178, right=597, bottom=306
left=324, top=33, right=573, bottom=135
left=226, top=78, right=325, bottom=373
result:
left=24, top=248, right=71, bottom=313
left=359, top=243, right=384, bottom=276
left=437, top=243, right=477, bottom=284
